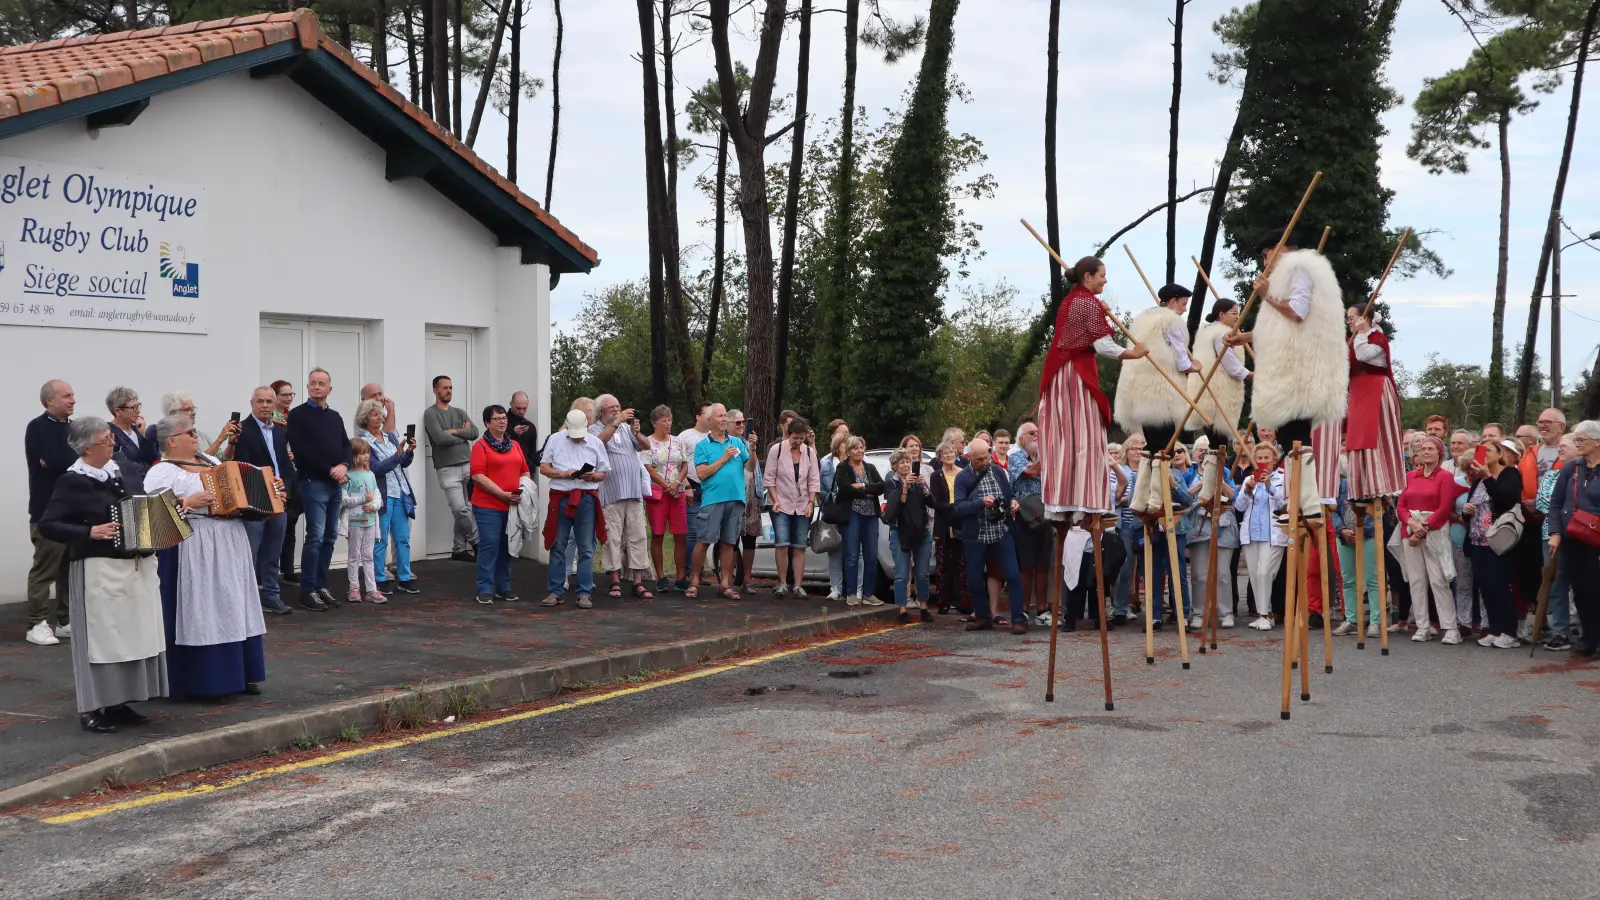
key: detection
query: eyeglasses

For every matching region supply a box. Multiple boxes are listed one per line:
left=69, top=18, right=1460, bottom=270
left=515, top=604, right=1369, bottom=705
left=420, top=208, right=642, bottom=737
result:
left=117, top=403, right=141, bottom=410
left=277, top=392, right=295, bottom=399
left=184, top=429, right=198, bottom=437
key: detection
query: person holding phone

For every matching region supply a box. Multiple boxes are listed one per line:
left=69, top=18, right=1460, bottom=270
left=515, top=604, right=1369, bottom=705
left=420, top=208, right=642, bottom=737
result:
left=539, top=410, right=610, bottom=608
left=1464, top=439, right=1526, bottom=647
left=765, top=416, right=821, bottom=597
left=469, top=405, right=532, bottom=606
left=883, top=448, right=933, bottom=623
left=358, top=400, right=419, bottom=596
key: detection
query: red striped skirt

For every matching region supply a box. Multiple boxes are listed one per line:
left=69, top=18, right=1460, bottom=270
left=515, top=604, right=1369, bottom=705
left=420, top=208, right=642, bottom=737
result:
left=1310, top=421, right=1343, bottom=501
left=1347, top=380, right=1406, bottom=500
left=1039, top=364, right=1111, bottom=513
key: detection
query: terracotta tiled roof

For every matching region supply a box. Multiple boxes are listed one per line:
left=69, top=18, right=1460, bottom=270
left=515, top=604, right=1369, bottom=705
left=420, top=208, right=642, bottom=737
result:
left=0, top=10, right=597, bottom=267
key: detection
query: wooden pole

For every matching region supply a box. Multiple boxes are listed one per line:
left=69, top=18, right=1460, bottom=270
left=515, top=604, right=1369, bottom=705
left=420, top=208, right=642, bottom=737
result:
left=1316, top=509, right=1334, bottom=674
left=1317, top=226, right=1331, bottom=253
left=1529, top=554, right=1558, bottom=657
left=1143, top=520, right=1156, bottom=665
left=1189, top=255, right=1257, bottom=364
left=1169, top=171, right=1322, bottom=456
left=1160, top=457, right=1191, bottom=670
left=1123, top=245, right=1242, bottom=442
left=1281, top=441, right=1304, bottom=720
left=1361, top=228, right=1411, bottom=321
left=1023, top=220, right=1213, bottom=427
left=1299, top=526, right=1311, bottom=701
left=1354, top=504, right=1367, bottom=650
left=1092, top=515, right=1115, bottom=710
left=1045, top=522, right=1065, bottom=702
left=1204, top=472, right=1222, bottom=652
left=1374, top=497, right=1391, bottom=656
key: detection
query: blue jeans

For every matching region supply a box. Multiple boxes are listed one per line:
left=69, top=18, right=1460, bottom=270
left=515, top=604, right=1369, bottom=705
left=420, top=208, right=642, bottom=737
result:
left=548, top=492, right=598, bottom=595
left=298, top=479, right=340, bottom=593
left=243, top=514, right=286, bottom=606
left=680, top=492, right=702, bottom=584
left=1113, top=519, right=1144, bottom=617
left=1543, top=541, right=1571, bottom=637
left=843, top=511, right=880, bottom=599
left=964, top=532, right=1026, bottom=624
left=472, top=506, right=512, bottom=596
left=377, top=502, right=413, bottom=584
left=890, top=528, right=932, bottom=607
left=1149, top=531, right=1192, bottom=620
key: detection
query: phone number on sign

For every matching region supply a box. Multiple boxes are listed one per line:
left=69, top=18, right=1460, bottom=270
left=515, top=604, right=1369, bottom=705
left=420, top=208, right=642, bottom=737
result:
left=0, top=302, right=56, bottom=317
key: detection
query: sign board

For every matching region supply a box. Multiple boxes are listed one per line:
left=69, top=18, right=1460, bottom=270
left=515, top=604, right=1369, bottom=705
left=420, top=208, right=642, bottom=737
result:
left=0, top=155, right=206, bottom=334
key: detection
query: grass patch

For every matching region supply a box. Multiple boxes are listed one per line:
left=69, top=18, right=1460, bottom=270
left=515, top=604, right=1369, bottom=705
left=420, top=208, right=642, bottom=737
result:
left=288, top=734, right=319, bottom=752
left=440, top=685, right=484, bottom=721
left=337, top=724, right=363, bottom=743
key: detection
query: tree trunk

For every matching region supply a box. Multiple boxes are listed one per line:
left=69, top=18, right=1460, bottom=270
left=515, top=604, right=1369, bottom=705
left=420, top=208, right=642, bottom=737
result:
left=125, top=0, right=136, bottom=29
left=660, top=0, right=699, bottom=403
left=466, top=0, right=514, bottom=148
left=711, top=0, right=787, bottom=442
left=404, top=4, right=420, bottom=104
left=1487, top=110, right=1511, bottom=423
left=1165, top=0, right=1185, bottom=284
left=431, top=0, right=450, bottom=129
left=545, top=0, right=564, bottom=210
left=338, top=13, right=352, bottom=48
left=419, top=0, right=433, bottom=114
left=816, top=0, right=860, bottom=419
left=637, top=0, right=671, bottom=404
left=1514, top=0, right=1598, bottom=424
left=775, top=0, right=813, bottom=416
left=702, top=126, right=729, bottom=394
left=452, top=0, right=463, bottom=135
left=373, top=0, right=389, bottom=82
left=508, top=0, right=522, bottom=182
left=1043, top=0, right=1063, bottom=304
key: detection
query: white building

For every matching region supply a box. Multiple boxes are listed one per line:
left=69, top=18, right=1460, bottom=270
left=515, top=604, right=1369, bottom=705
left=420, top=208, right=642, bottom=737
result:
left=0, top=11, right=598, bottom=602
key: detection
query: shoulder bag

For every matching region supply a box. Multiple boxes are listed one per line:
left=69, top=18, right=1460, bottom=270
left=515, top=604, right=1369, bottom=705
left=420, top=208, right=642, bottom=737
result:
left=1486, top=502, right=1524, bottom=556
left=821, top=471, right=853, bottom=525
left=1564, top=467, right=1600, bottom=549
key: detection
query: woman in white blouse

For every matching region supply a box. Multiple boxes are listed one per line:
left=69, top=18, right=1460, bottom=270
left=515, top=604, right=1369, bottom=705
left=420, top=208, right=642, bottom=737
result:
left=1234, top=443, right=1289, bottom=631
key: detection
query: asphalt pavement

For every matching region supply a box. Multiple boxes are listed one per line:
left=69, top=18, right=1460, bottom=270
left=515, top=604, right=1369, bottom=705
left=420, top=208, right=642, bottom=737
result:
left=2, top=618, right=1598, bottom=900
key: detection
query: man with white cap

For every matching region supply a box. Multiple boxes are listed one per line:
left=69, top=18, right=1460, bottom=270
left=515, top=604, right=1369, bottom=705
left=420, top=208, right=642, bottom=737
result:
left=538, top=409, right=610, bottom=608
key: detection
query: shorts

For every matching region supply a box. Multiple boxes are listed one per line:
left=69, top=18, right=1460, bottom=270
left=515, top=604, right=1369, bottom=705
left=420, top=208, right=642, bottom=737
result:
left=772, top=513, right=812, bottom=548
left=644, top=490, right=688, bottom=535
left=697, top=500, right=745, bottom=545
left=1013, top=518, right=1053, bottom=569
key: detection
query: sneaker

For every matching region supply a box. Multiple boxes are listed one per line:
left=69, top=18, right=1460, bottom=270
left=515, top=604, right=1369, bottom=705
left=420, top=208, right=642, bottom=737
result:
left=898, top=610, right=911, bottom=624
left=1333, top=622, right=1357, bottom=636
left=1308, top=613, right=1324, bottom=630
left=540, top=594, right=562, bottom=607
left=577, top=595, right=594, bottom=609
left=392, top=581, right=421, bottom=595
left=1492, top=634, right=1521, bottom=649
left=1544, top=634, right=1573, bottom=652
left=1112, top=614, right=1128, bottom=626
left=261, top=599, right=293, bottom=616
left=1477, top=633, right=1497, bottom=647
left=919, top=608, right=934, bottom=623
left=347, top=594, right=363, bottom=604
left=1387, top=623, right=1407, bottom=633
left=280, top=570, right=300, bottom=584
left=1412, top=628, right=1429, bottom=642
left=53, top=623, right=71, bottom=639
left=372, top=583, right=393, bottom=596
left=1189, top=615, right=1204, bottom=630
left=24, top=621, right=59, bottom=646
left=964, top=618, right=995, bottom=632
left=315, top=588, right=340, bottom=608
left=1517, top=621, right=1534, bottom=642
left=790, top=585, right=807, bottom=599
left=451, top=550, right=477, bottom=563
left=495, top=592, right=521, bottom=603
left=1441, top=628, right=1462, bottom=645
left=476, top=594, right=494, bottom=605
left=846, top=595, right=862, bottom=607
left=828, top=591, right=843, bottom=602
left=1367, top=624, right=1382, bottom=638
left=861, top=596, right=885, bottom=607
left=1221, top=614, right=1236, bottom=629
left=1251, top=617, right=1272, bottom=631
left=299, top=593, right=328, bottom=612
left=364, top=592, right=389, bottom=605
left=1011, top=620, right=1029, bottom=635
left=1034, top=611, right=1054, bottom=627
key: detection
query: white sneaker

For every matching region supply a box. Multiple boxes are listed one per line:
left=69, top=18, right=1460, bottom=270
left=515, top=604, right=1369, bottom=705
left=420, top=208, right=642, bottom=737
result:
left=1333, top=621, right=1356, bottom=636
left=1492, top=634, right=1521, bottom=649
left=1412, top=629, right=1429, bottom=642
left=1221, top=614, right=1235, bottom=629
left=53, top=623, right=71, bottom=639
left=1517, top=622, right=1534, bottom=642
left=846, top=595, right=862, bottom=606
left=827, top=590, right=842, bottom=602
left=1189, top=615, right=1204, bottom=630
left=860, top=596, right=885, bottom=607
left=1477, top=633, right=1497, bottom=647
left=1367, top=624, right=1382, bottom=638
left=1441, top=628, right=1462, bottom=645
left=1034, top=611, right=1054, bottom=627
left=1252, top=616, right=1273, bottom=631
left=25, top=621, right=58, bottom=646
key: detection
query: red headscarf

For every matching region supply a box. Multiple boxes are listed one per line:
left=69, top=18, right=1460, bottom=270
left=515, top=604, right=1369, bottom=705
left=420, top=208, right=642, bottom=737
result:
left=1040, top=285, right=1115, bottom=422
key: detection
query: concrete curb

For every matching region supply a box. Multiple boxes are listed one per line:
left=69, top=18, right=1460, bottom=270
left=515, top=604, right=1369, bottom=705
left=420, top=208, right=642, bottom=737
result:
left=0, top=606, right=899, bottom=813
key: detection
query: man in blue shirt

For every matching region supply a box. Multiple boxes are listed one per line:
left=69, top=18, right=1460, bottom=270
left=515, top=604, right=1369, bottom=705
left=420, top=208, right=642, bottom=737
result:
left=689, top=403, right=748, bottom=599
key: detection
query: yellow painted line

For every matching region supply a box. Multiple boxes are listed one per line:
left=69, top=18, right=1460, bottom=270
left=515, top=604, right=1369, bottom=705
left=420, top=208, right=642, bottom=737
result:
left=41, top=623, right=911, bottom=825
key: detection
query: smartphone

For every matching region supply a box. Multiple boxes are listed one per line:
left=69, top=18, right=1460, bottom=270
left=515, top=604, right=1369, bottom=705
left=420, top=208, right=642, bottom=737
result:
left=912, top=460, right=922, bottom=477
left=230, top=411, right=241, bottom=425
left=1473, top=446, right=1488, bottom=467
left=405, top=424, right=416, bottom=440
left=579, top=463, right=595, bottom=474
left=1255, top=463, right=1270, bottom=484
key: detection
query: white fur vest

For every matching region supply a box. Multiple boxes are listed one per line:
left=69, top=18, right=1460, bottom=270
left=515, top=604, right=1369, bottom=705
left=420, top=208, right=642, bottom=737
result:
left=1114, top=305, right=1192, bottom=431
left=1185, top=322, right=1245, bottom=432
left=1251, top=249, right=1349, bottom=428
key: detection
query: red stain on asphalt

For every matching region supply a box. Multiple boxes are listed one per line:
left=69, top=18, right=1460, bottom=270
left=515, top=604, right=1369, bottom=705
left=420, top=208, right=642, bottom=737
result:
left=995, top=678, right=1027, bottom=689
left=1501, top=658, right=1600, bottom=678
left=457, top=869, right=495, bottom=882
left=1576, top=681, right=1600, bottom=695
left=818, top=641, right=951, bottom=666
left=981, top=657, right=1035, bottom=669
left=1527, top=714, right=1552, bottom=725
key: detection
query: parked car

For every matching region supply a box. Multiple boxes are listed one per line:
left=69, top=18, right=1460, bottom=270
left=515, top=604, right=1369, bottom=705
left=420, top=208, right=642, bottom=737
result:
left=749, top=448, right=933, bottom=600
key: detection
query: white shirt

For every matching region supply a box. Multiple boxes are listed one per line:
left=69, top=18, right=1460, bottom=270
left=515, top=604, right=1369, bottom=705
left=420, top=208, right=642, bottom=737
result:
left=1352, top=331, right=1387, bottom=367
left=1214, top=333, right=1250, bottom=380
left=146, top=453, right=222, bottom=513
left=1092, top=336, right=1127, bottom=359
left=542, top=434, right=609, bottom=493
left=1164, top=321, right=1194, bottom=371
left=1285, top=269, right=1313, bottom=320
left=677, top=426, right=711, bottom=482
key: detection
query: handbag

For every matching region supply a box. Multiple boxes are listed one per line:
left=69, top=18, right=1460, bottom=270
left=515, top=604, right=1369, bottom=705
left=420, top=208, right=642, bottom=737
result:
left=810, top=518, right=842, bottom=553
left=1486, top=503, right=1524, bottom=556
left=1017, top=493, right=1046, bottom=529
left=821, top=478, right=852, bottom=526
left=1564, top=468, right=1600, bottom=548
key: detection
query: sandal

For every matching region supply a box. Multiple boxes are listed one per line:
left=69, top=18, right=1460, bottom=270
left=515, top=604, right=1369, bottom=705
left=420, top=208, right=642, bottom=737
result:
left=685, top=584, right=700, bottom=599
left=718, top=586, right=742, bottom=601
left=633, top=583, right=655, bottom=600
left=608, top=584, right=624, bottom=598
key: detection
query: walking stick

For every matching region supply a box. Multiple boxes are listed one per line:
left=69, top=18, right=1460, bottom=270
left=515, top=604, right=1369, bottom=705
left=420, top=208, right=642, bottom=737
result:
left=1354, top=504, right=1367, bottom=650
left=1160, top=457, right=1192, bottom=670
left=1022, top=220, right=1213, bottom=428
left=1045, top=522, right=1066, bottom=702
left=1281, top=441, right=1305, bottom=720
left=1529, top=554, right=1558, bottom=657
left=1374, top=497, right=1391, bottom=655
left=1316, top=509, right=1334, bottom=674
left=1092, top=515, right=1115, bottom=710
left=1299, top=525, right=1312, bottom=701
left=1361, top=228, right=1411, bottom=321
left=1169, top=171, right=1323, bottom=456
left=1189, top=256, right=1258, bottom=365
left=1143, top=519, right=1157, bottom=665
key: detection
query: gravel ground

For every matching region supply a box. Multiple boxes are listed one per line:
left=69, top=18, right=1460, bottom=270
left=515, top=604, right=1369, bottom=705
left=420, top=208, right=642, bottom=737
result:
left=2, top=618, right=1597, bottom=900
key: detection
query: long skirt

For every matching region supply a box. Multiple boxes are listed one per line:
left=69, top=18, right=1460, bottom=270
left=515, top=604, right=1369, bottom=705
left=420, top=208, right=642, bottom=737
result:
left=1040, top=364, right=1111, bottom=514
left=70, top=559, right=168, bottom=714
left=1347, top=379, right=1406, bottom=500
left=1309, top=421, right=1343, bottom=501
left=158, top=518, right=267, bottom=698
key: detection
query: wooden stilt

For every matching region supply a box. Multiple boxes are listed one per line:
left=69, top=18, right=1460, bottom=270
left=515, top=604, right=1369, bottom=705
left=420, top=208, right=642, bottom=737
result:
left=1317, top=509, right=1334, bottom=674
left=1143, top=518, right=1156, bottom=666
left=1280, top=442, right=1304, bottom=720
left=1160, top=458, right=1192, bottom=670
left=1354, top=503, right=1367, bottom=650
left=1044, top=522, right=1065, bottom=702
left=1299, top=528, right=1311, bottom=702
left=1091, top=516, right=1115, bottom=710
left=1529, top=555, right=1558, bottom=658
left=1374, top=497, right=1391, bottom=656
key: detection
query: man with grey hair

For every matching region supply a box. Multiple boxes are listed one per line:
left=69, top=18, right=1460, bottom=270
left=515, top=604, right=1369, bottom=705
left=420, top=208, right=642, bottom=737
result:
left=105, top=386, right=157, bottom=483
left=149, top=390, right=237, bottom=459
left=423, top=375, right=479, bottom=562
left=1535, top=408, right=1567, bottom=475
left=233, top=386, right=296, bottom=615
left=24, top=379, right=77, bottom=645
left=592, top=395, right=653, bottom=598
left=360, top=383, right=396, bottom=431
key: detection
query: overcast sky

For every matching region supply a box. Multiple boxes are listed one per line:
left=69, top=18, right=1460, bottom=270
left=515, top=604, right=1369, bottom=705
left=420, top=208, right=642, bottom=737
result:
left=471, top=0, right=1600, bottom=386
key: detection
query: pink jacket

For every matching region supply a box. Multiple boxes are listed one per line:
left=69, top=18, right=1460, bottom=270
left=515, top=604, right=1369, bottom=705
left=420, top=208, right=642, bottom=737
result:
left=1397, top=466, right=1465, bottom=533
left=764, top=441, right=822, bottom=515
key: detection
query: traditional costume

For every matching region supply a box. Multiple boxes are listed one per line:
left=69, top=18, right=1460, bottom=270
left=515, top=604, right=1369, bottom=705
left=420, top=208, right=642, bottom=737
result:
left=1344, top=324, right=1405, bottom=499
left=146, top=454, right=267, bottom=697
left=1038, top=283, right=1126, bottom=516
left=1113, top=297, right=1193, bottom=511
left=1250, top=234, right=1348, bottom=517
left=1187, top=315, right=1248, bottom=502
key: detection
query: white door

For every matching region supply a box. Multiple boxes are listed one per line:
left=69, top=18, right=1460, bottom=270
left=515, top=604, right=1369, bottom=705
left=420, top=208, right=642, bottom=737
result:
left=424, top=330, right=474, bottom=557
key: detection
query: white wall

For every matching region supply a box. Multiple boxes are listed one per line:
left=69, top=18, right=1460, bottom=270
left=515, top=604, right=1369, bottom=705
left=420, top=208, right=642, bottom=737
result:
left=0, top=72, right=556, bottom=602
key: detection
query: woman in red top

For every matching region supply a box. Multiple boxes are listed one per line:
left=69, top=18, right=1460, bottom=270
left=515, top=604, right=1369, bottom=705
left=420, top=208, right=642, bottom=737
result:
left=1395, top=435, right=1466, bottom=643
left=469, top=404, right=530, bottom=604
left=1345, top=306, right=1406, bottom=500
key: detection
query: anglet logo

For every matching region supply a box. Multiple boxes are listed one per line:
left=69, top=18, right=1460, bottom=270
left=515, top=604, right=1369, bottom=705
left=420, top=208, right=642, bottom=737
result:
left=159, top=242, right=199, bottom=298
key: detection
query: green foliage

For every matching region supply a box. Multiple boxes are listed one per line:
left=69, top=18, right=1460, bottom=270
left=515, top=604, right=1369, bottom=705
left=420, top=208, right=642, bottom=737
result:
left=1400, top=346, right=1559, bottom=428
left=1408, top=28, right=1550, bottom=175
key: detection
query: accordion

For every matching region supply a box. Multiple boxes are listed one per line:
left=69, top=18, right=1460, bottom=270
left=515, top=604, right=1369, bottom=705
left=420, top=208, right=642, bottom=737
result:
left=199, top=461, right=284, bottom=520
left=111, top=488, right=194, bottom=552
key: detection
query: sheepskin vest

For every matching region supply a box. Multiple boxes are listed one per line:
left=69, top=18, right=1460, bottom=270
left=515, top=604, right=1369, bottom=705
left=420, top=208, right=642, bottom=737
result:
left=1185, top=322, right=1245, bottom=432
left=1252, top=249, right=1349, bottom=429
left=1114, top=305, right=1191, bottom=431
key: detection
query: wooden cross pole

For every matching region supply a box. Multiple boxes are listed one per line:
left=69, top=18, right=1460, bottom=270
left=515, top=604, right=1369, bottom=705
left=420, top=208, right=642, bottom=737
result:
left=1361, top=228, right=1411, bottom=321
left=1317, top=226, right=1332, bottom=253
left=1190, top=256, right=1258, bottom=364
left=1021, top=219, right=1213, bottom=428
left=1159, top=457, right=1192, bottom=670
left=1166, top=171, right=1322, bottom=455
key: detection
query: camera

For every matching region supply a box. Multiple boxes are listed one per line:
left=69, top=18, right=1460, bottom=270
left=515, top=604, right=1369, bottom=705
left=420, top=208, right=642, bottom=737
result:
left=983, top=505, right=1008, bottom=524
